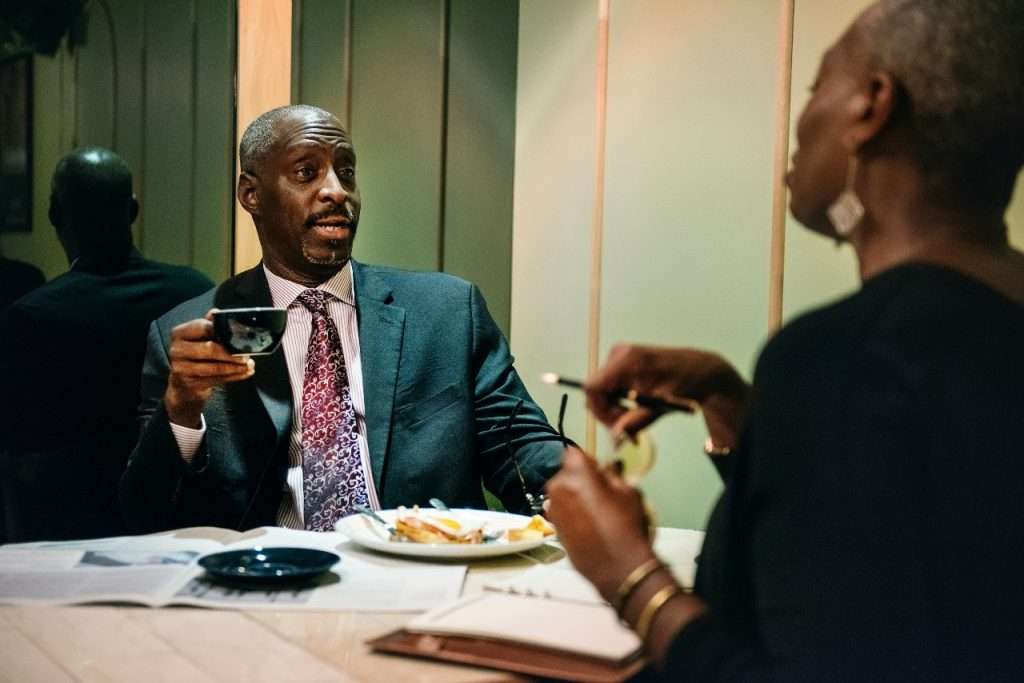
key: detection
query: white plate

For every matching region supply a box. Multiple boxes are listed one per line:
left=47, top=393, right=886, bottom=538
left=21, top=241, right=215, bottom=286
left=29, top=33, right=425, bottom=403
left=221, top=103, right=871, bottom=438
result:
left=335, top=509, right=551, bottom=559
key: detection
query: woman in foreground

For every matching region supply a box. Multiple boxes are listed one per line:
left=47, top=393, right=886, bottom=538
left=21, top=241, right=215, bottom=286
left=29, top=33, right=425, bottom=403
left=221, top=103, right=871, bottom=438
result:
left=546, top=1, right=1024, bottom=680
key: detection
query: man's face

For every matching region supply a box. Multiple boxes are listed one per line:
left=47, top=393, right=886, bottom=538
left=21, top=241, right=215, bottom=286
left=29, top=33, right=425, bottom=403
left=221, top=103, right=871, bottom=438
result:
left=242, top=110, right=361, bottom=285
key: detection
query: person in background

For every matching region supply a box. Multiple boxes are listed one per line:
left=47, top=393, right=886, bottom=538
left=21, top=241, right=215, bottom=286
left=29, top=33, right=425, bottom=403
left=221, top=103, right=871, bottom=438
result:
left=0, top=147, right=213, bottom=542
left=119, top=105, right=562, bottom=534
left=546, top=1, right=1024, bottom=680
left=0, top=249, right=45, bottom=312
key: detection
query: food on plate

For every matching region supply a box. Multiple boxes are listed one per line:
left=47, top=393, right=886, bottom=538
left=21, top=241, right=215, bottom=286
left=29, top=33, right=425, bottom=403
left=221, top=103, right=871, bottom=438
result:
left=505, top=515, right=556, bottom=542
left=387, top=507, right=556, bottom=546
left=391, top=506, right=486, bottom=544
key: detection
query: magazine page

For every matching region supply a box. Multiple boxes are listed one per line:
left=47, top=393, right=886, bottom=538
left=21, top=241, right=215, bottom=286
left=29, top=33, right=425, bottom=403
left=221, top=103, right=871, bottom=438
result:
left=0, top=535, right=222, bottom=606
left=0, top=527, right=468, bottom=611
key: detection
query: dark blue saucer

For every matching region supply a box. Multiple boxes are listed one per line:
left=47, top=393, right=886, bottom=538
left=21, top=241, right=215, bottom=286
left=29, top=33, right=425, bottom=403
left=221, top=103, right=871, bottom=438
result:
left=198, top=546, right=340, bottom=586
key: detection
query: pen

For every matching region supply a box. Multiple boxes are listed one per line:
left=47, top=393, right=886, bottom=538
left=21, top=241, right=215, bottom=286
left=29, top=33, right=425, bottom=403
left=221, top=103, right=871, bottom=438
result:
left=540, top=373, right=698, bottom=414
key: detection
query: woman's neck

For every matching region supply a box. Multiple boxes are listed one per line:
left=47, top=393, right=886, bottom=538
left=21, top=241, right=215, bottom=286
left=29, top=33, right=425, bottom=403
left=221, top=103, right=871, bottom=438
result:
left=853, top=213, right=1008, bottom=280
left=850, top=196, right=1024, bottom=304
left=850, top=162, right=1011, bottom=280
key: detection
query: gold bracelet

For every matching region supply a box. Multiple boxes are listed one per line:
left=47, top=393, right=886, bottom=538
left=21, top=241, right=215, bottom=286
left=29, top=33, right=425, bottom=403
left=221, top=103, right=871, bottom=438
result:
left=611, top=557, right=664, bottom=616
left=635, top=583, right=684, bottom=642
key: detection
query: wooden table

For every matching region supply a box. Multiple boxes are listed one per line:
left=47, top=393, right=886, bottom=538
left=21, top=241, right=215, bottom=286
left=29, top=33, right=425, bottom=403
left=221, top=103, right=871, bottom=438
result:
left=0, top=528, right=702, bottom=682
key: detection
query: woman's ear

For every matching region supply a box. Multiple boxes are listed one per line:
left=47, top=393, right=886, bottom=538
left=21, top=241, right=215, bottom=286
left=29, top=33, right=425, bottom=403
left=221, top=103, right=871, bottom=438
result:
left=847, top=71, right=896, bottom=150
left=237, top=172, right=260, bottom=216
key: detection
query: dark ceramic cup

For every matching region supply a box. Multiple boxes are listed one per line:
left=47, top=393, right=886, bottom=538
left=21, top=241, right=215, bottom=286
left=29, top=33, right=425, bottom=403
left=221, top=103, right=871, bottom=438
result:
left=211, top=307, right=288, bottom=356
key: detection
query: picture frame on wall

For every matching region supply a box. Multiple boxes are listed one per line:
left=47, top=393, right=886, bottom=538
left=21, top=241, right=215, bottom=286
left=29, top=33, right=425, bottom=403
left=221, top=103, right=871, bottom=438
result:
left=0, top=55, right=32, bottom=233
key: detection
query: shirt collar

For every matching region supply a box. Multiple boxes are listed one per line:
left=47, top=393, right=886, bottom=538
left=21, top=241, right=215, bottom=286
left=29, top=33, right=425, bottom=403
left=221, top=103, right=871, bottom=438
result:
left=262, top=261, right=355, bottom=308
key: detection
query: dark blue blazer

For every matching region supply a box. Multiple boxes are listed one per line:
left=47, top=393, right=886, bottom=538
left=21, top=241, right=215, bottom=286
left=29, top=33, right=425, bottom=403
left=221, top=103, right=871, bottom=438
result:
left=119, top=261, right=563, bottom=532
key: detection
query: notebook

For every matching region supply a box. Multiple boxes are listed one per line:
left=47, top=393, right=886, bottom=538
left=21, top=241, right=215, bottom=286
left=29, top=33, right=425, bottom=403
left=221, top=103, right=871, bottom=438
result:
left=368, top=591, right=646, bottom=683
left=483, top=564, right=610, bottom=605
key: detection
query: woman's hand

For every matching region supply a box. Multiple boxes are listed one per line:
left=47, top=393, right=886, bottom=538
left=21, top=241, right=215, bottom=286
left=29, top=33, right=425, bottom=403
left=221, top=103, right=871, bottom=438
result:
left=585, top=344, right=750, bottom=449
left=547, top=448, right=709, bottom=667
left=545, top=447, right=657, bottom=601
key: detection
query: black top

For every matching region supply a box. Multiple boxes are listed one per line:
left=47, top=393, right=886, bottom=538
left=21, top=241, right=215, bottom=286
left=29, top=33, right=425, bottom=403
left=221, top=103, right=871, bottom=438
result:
left=0, top=257, right=45, bottom=311
left=0, top=249, right=213, bottom=542
left=666, top=263, right=1024, bottom=682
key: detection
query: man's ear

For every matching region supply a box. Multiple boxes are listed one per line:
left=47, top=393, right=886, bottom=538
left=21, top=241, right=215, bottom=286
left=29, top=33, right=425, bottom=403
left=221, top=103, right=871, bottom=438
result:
left=846, top=71, right=896, bottom=151
left=128, top=195, right=140, bottom=224
left=237, top=172, right=260, bottom=216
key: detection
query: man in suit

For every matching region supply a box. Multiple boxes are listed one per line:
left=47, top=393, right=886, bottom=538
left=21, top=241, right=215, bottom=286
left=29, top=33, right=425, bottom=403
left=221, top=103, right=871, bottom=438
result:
left=119, top=105, right=563, bottom=533
left=0, top=147, right=214, bottom=541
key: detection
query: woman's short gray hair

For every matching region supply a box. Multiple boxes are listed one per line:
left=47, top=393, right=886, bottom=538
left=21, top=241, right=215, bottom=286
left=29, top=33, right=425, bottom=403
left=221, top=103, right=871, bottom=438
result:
left=867, top=0, right=1024, bottom=206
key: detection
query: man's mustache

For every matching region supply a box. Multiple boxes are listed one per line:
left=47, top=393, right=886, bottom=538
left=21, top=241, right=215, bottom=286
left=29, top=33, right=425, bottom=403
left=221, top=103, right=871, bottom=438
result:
left=305, top=208, right=356, bottom=228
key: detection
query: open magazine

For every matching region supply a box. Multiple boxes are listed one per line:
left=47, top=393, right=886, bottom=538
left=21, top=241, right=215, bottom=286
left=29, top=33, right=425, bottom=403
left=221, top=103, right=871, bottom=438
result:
left=0, top=526, right=466, bottom=611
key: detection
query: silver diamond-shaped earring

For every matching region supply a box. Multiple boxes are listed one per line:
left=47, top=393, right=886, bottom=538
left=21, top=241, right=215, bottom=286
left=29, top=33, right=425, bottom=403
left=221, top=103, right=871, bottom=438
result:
left=827, top=156, right=865, bottom=238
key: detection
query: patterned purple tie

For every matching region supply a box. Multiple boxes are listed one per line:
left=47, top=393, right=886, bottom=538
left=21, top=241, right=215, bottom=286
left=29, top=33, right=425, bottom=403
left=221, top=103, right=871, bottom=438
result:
left=297, top=289, right=370, bottom=531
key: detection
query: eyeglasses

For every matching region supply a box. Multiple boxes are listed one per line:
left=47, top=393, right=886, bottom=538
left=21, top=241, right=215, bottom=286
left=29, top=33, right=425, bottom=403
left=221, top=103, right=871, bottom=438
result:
left=612, top=429, right=656, bottom=485
left=507, top=394, right=570, bottom=515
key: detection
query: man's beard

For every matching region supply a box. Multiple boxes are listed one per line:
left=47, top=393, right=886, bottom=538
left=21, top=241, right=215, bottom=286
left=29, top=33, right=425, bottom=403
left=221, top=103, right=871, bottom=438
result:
left=301, top=207, right=357, bottom=266
left=301, top=234, right=352, bottom=266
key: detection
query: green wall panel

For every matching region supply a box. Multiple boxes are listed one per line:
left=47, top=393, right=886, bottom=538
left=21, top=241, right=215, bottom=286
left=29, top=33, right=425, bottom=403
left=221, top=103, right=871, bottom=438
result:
left=599, top=0, right=779, bottom=530
left=511, top=0, right=598, bottom=450
left=0, top=54, right=68, bottom=279
left=74, top=5, right=116, bottom=149
left=295, top=0, right=350, bottom=125
left=443, top=0, right=518, bottom=336
left=59, top=40, right=76, bottom=154
left=141, top=0, right=195, bottom=266
left=108, top=0, right=146, bottom=245
left=28, top=56, right=71, bottom=276
left=349, top=0, right=444, bottom=272
left=299, top=0, right=520, bottom=331
left=192, top=0, right=236, bottom=282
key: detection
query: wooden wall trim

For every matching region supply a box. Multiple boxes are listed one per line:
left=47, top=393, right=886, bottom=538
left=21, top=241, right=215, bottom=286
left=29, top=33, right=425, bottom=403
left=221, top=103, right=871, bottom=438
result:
left=768, top=0, right=796, bottom=331
left=436, top=0, right=451, bottom=271
left=137, top=2, right=147, bottom=252
left=585, top=0, right=611, bottom=453
left=233, top=0, right=292, bottom=274
left=188, top=0, right=198, bottom=267
left=343, top=0, right=353, bottom=129
left=291, top=0, right=303, bottom=103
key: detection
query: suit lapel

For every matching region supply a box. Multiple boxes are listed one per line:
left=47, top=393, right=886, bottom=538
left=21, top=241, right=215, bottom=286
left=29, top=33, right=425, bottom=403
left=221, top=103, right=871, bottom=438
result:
left=353, top=262, right=405, bottom=488
left=214, top=267, right=292, bottom=446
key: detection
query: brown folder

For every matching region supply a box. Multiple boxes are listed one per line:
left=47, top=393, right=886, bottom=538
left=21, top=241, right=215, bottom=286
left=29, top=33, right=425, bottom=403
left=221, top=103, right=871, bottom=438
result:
left=367, top=628, right=648, bottom=683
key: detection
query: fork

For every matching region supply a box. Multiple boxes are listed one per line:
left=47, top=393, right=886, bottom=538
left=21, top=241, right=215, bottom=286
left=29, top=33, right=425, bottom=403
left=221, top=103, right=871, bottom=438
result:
left=354, top=504, right=396, bottom=535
